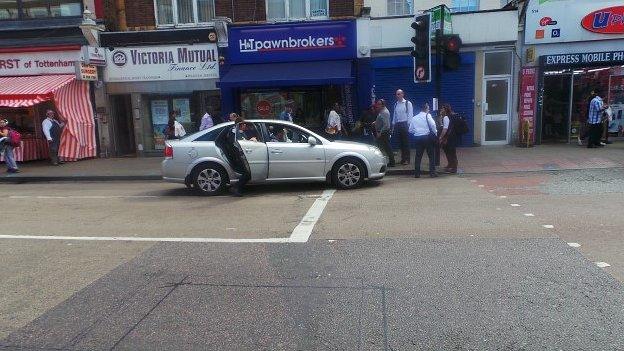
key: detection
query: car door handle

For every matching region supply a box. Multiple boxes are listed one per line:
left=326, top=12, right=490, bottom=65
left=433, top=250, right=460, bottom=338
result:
left=244, top=148, right=253, bottom=153
left=270, top=149, right=283, bottom=154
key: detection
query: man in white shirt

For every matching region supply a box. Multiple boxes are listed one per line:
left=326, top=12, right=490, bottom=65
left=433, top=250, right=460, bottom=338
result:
left=41, top=110, right=65, bottom=166
left=392, top=89, right=413, bottom=165
left=199, top=109, right=214, bottom=131
left=326, top=103, right=342, bottom=138
left=408, top=103, right=438, bottom=178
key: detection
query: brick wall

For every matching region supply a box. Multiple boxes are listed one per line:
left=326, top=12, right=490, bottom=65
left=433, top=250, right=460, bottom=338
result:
left=104, top=0, right=118, bottom=31
left=125, top=0, right=156, bottom=28
left=216, top=0, right=266, bottom=23
left=330, top=0, right=354, bottom=18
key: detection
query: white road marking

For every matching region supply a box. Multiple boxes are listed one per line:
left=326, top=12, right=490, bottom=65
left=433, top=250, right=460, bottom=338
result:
left=478, top=185, right=485, bottom=188
left=290, top=189, right=336, bottom=243
left=0, top=235, right=292, bottom=243
left=567, top=243, right=581, bottom=248
left=595, top=262, right=611, bottom=268
left=499, top=195, right=507, bottom=199
left=542, top=225, right=554, bottom=229
left=524, top=213, right=535, bottom=217
left=510, top=204, right=521, bottom=207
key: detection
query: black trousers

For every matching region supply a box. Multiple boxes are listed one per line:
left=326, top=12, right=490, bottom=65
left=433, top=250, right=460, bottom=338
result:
left=236, top=170, right=250, bottom=192
left=588, top=123, right=602, bottom=147
left=48, top=139, right=60, bottom=165
left=394, top=121, right=410, bottom=163
left=414, top=136, right=435, bottom=174
left=377, top=131, right=395, bottom=166
left=442, top=139, right=458, bottom=170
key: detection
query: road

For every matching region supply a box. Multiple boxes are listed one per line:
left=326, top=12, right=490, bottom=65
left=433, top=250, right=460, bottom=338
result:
left=1, top=169, right=623, bottom=350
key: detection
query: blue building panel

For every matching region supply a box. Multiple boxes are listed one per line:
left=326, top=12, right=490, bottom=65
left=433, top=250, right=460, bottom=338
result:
left=372, top=53, right=476, bottom=146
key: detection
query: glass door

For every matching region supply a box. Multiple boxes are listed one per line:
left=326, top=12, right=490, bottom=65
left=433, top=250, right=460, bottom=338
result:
left=482, top=77, right=511, bottom=145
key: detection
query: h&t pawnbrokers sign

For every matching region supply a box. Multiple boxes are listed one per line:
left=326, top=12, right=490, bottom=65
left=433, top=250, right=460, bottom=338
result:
left=104, top=43, right=219, bottom=82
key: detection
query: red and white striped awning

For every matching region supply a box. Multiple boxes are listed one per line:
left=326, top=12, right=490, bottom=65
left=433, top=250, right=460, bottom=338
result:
left=0, top=75, right=76, bottom=107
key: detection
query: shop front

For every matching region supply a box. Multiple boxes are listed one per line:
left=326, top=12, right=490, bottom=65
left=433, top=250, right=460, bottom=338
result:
left=524, top=0, right=624, bottom=144
left=0, top=46, right=96, bottom=162
left=220, top=20, right=358, bottom=135
left=101, top=28, right=220, bottom=156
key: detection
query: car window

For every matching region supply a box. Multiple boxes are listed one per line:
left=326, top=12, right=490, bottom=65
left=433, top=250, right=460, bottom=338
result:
left=194, top=124, right=229, bottom=142
left=265, top=123, right=310, bottom=143
left=235, top=122, right=263, bottom=142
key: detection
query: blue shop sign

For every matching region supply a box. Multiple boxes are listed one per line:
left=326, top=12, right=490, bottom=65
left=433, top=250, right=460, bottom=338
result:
left=228, top=20, right=357, bottom=65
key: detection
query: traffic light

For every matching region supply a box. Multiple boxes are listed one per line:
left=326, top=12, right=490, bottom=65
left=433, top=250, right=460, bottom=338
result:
left=441, top=34, right=462, bottom=70
left=411, top=13, right=431, bottom=83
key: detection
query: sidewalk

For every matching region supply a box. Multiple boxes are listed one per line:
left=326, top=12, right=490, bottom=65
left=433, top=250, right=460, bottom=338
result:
left=0, top=143, right=622, bottom=182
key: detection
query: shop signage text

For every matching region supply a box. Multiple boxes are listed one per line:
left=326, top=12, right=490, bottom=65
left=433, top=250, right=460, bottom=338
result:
left=228, top=21, right=356, bottom=64
left=0, top=50, right=81, bottom=76
left=543, top=50, right=624, bottom=66
left=82, top=46, right=106, bottom=66
left=104, top=44, right=219, bottom=82
left=519, top=67, right=537, bottom=144
left=526, top=0, right=624, bottom=44
left=582, top=6, right=624, bottom=34
left=75, top=62, right=98, bottom=81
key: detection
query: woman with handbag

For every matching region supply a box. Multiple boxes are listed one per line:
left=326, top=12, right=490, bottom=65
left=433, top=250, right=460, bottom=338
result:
left=408, top=103, right=437, bottom=178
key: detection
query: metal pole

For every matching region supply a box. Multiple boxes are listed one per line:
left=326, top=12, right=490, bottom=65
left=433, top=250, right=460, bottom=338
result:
left=435, top=27, right=442, bottom=166
left=567, top=73, right=574, bottom=144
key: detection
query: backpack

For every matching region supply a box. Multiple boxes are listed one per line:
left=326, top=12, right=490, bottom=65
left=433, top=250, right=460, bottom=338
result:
left=450, top=113, right=469, bottom=136
left=8, top=129, right=21, bottom=147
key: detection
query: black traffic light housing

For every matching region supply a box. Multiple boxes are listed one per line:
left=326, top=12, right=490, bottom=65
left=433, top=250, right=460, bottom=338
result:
left=441, top=34, right=462, bottom=70
left=411, top=13, right=431, bottom=83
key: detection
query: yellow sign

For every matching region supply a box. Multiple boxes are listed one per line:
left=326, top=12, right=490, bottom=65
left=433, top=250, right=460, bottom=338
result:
left=76, top=62, right=98, bottom=81
left=526, top=47, right=536, bottom=64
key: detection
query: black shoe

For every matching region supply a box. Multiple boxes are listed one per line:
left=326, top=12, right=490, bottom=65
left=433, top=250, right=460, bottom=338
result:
left=7, top=168, right=19, bottom=173
left=414, top=173, right=421, bottom=178
left=603, top=140, right=613, bottom=144
left=430, top=172, right=438, bottom=178
left=231, top=187, right=243, bottom=197
left=587, top=145, right=597, bottom=149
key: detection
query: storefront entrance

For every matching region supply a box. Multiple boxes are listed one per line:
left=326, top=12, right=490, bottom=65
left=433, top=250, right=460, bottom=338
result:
left=110, top=95, right=135, bottom=156
left=541, top=73, right=572, bottom=143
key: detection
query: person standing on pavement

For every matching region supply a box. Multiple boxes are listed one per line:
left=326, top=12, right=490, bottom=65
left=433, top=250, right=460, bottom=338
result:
left=199, top=108, right=214, bottom=131
left=0, top=119, right=19, bottom=173
left=392, top=89, right=414, bottom=165
left=41, top=110, right=65, bottom=166
left=409, top=103, right=437, bottom=178
left=374, top=99, right=395, bottom=167
left=326, top=103, right=342, bottom=139
left=439, top=104, right=459, bottom=174
left=587, top=88, right=607, bottom=148
left=165, top=111, right=186, bottom=140
left=279, top=105, right=293, bottom=123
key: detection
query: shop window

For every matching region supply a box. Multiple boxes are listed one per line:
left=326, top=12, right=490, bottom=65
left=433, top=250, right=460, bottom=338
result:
left=155, top=0, right=215, bottom=26
left=0, top=1, right=19, bottom=19
left=451, top=0, right=478, bottom=13
left=266, top=0, right=328, bottom=21
left=387, top=0, right=412, bottom=16
left=1, top=0, right=82, bottom=20
left=484, top=51, right=512, bottom=76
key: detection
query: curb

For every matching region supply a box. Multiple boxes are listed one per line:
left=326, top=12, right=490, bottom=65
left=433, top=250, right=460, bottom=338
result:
left=0, top=175, right=162, bottom=183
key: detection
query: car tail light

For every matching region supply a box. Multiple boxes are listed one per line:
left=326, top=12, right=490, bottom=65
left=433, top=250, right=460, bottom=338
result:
left=164, top=145, right=173, bottom=158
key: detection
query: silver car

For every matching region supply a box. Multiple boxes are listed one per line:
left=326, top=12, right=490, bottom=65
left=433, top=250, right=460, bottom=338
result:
left=162, top=120, right=387, bottom=195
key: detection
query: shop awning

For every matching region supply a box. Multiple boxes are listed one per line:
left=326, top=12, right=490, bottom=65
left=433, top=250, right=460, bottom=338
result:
left=219, top=60, right=354, bottom=88
left=0, top=75, right=76, bottom=107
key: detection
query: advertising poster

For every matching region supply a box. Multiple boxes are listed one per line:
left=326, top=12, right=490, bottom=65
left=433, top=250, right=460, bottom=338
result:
left=519, top=67, right=537, bottom=143
left=151, top=100, right=169, bottom=150
left=173, top=98, right=191, bottom=123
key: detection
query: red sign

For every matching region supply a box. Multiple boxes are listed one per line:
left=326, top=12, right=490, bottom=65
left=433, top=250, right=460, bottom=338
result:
left=519, top=67, right=537, bottom=144
left=256, top=100, right=271, bottom=116
left=582, top=6, right=624, bottom=34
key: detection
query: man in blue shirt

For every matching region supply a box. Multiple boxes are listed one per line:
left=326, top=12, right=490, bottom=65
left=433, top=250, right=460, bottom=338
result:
left=279, top=106, right=293, bottom=123
left=587, top=88, right=607, bottom=148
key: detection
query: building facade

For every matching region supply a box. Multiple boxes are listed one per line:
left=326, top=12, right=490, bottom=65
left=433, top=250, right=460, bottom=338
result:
left=362, top=1, right=519, bottom=146
left=0, top=0, right=102, bottom=162
left=520, top=0, right=624, bottom=144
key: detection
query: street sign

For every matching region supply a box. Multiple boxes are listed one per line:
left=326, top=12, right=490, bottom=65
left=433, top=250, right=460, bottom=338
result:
left=75, top=62, right=98, bottom=81
left=82, top=46, right=107, bottom=66
left=430, top=5, right=453, bottom=39
left=412, top=12, right=432, bottom=84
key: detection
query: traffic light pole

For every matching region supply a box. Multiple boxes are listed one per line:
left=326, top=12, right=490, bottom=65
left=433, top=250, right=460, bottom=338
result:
left=434, top=27, right=442, bottom=167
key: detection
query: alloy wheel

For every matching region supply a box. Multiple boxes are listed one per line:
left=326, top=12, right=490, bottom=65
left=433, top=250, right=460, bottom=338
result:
left=197, top=168, right=222, bottom=193
left=337, top=163, right=361, bottom=188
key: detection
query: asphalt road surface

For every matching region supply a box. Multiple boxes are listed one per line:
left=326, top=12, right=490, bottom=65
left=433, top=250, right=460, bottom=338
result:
left=1, top=169, right=623, bottom=350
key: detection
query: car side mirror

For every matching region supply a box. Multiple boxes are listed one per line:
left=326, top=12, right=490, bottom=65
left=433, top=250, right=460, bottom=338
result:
left=308, top=136, right=318, bottom=146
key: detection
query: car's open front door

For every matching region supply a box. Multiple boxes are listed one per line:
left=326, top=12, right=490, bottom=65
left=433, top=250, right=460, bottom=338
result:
left=234, top=122, right=268, bottom=182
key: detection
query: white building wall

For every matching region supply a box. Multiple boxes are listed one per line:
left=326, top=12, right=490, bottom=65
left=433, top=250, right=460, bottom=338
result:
left=366, top=0, right=504, bottom=17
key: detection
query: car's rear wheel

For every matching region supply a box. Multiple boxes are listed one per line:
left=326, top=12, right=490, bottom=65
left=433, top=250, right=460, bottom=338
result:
left=192, top=163, right=227, bottom=196
left=332, top=158, right=365, bottom=189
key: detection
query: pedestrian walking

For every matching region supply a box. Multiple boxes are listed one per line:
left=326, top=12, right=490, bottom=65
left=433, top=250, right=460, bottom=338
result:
left=0, top=118, right=19, bottom=173
left=374, top=99, right=395, bottom=167
left=409, top=103, right=437, bottom=178
left=392, top=89, right=414, bottom=165
left=279, top=105, right=293, bottom=123
left=326, top=103, right=342, bottom=139
left=164, top=111, right=186, bottom=140
left=439, top=104, right=459, bottom=174
left=216, top=117, right=258, bottom=197
left=587, top=88, right=607, bottom=148
left=199, top=108, right=214, bottom=131
left=41, top=110, right=65, bottom=166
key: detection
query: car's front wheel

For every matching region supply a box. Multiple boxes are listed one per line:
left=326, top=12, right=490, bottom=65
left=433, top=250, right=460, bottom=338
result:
left=192, top=163, right=227, bottom=196
left=332, top=158, right=365, bottom=190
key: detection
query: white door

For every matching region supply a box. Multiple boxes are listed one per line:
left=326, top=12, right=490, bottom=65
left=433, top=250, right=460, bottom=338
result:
left=482, top=77, right=511, bottom=145
left=264, top=123, right=326, bottom=180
